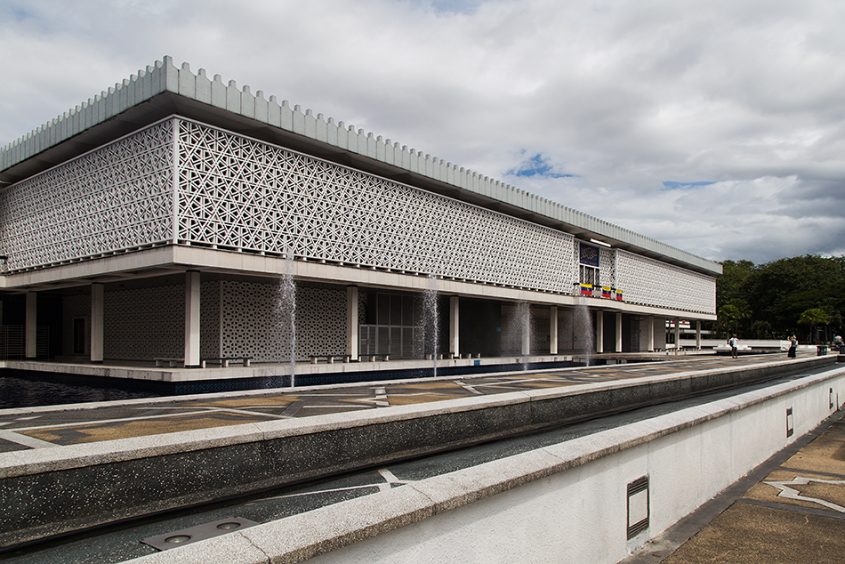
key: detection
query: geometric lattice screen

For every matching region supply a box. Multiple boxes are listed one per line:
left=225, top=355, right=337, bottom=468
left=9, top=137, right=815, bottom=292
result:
left=219, top=281, right=346, bottom=362
left=615, top=249, right=716, bottom=315
left=0, top=115, right=716, bottom=315
left=177, top=119, right=578, bottom=293
left=0, top=121, right=174, bottom=271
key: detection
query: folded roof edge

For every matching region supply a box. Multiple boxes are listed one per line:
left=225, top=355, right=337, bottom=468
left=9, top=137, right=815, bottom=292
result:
left=0, top=56, right=721, bottom=276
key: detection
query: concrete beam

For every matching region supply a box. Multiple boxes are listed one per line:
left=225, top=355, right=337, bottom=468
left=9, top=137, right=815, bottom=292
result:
left=25, top=292, right=36, bottom=359
left=346, top=286, right=359, bottom=361
left=90, top=283, right=104, bottom=362
left=615, top=312, right=623, bottom=353
left=648, top=317, right=656, bottom=352
left=450, top=296, right=460, bottom=357
left=595, top=310, right=603, bottom=354
left=0, top=246, right=718, bottom=321
left=184, top=271, right=201, bottom=367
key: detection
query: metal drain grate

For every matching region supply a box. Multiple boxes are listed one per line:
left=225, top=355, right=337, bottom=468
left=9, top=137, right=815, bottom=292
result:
left=786, top=407, right=794, bottom=437
left=140, top=517, right=259, bottom=551
left=627, top=476, right=650, bottom=540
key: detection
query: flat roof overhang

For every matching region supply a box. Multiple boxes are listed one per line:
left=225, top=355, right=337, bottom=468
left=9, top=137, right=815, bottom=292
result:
left=0, top=58, right=721, bottom=277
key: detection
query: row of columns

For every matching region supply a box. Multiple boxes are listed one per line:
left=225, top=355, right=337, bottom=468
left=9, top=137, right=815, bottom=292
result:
left=19, top=274, right=704, bottom=363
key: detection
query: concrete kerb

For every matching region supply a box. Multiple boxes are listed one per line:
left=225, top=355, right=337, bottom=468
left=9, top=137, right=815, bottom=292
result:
left=0, top=356, right=836, bottom=549
left=127, top=368, right=845, bottom=564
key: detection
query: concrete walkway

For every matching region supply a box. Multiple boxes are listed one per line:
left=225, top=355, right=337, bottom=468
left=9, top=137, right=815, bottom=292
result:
left=0, top=354, right=800, bottom=452
left=630, top=408, right=845, bottom=563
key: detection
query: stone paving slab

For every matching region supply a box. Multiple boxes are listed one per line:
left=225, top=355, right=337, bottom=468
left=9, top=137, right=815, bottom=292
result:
left=0, top=354, right=818, bottom=451
left=661, top=413, right=845, bottom=563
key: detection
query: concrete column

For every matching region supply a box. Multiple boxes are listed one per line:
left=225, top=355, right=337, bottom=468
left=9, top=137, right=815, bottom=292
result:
left=615, top=312, right=623, bottom=353
left=184, top=271, right=201, bottom=367
left=674, top=318, right=681, bottom=355
left=346, top=286, right=359, bottom=361
left=25, top=292, right=37, bottom=359
left=549, top=306, right=558, bottom=355
left=520, top=304, right=530, bottom=356
left=91, top=283, right=104, bottom=363
left=450, top=296, right=460, bottom=357
left=648, top=317, right=655, bottom=352
left=696, top=320, right=702, bottom=350
left=595, top=310, right=604, bottom=354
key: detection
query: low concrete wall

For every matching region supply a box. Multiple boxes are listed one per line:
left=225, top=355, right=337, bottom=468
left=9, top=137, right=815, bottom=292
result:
left=0, top=356, right=835, bottom=548
left=130, top=365, right=845, bottom=563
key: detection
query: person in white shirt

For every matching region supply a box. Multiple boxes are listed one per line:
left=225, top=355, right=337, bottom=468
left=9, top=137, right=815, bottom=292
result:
left=729, top=335, right=738, bottom=359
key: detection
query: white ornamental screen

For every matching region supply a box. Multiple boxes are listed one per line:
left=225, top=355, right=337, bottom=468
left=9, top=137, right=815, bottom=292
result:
left=219, top=281, right=346, bottom=361
left=0, top=121, right=174, bottom=271
left=176, top=120, right=577, bottom=292
left=615, top=249, right=716, bottom=314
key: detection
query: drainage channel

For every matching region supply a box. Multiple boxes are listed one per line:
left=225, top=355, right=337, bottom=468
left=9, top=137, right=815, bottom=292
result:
left=3, top=364, right=837, bottom=564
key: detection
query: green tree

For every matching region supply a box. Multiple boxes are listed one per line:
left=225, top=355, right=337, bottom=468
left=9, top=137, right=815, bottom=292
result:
left=745, top=255, right=845, bottom=337
left=717, top=303, right=751, bottom=337
left=717, top=260, right=756, bottom=311
left=798, top=307, right=831, bottom=344
left=750, top=319, right=773, bottom=339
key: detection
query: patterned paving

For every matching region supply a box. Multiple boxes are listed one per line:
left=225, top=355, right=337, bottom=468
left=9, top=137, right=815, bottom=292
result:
left=0, top=354, right=799, bottom=450
left=663, top=412, right=845, bottom=563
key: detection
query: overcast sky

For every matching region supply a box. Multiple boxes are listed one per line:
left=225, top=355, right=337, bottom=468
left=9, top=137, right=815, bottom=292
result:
left=2, top=0, right=844, bottom=264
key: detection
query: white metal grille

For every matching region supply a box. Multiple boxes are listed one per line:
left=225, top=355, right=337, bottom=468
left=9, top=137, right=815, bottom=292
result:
left=177, top=120, right=577, bottom=292
left=0, top=122, right=174, bottom=271
left=615, top=250, right=716, bottom=314
left=219, top=281, right=346, bottom=362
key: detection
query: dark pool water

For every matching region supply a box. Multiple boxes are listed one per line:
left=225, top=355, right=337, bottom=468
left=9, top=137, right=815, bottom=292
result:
left=0, top=376, right=160, bottom=409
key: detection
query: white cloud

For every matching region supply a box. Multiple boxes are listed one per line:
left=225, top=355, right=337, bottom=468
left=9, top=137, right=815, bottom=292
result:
left=2, top=0, right=844, bottom=264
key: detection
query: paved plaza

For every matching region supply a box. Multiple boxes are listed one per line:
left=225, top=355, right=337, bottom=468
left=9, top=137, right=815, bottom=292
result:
left=0, top=354, right=784, bottom=452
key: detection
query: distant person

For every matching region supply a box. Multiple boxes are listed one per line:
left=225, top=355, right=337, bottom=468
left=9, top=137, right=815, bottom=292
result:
left=729, top=335, right=738, bottom=359
left=834, top=335, right=843, bottom=352
left=788, top=335, right=798, bottom=358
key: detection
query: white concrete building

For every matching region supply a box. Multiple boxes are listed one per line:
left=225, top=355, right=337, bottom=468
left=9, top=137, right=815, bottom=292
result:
left=0, top=57, right=719, bottom=382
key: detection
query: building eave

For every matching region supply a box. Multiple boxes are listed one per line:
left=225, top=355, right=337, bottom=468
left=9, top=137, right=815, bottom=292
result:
left=0, top=56, right=722, bottom=277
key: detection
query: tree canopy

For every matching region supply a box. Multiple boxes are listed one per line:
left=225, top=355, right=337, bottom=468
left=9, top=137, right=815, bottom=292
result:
left=715, top=255, right=845, bottom=343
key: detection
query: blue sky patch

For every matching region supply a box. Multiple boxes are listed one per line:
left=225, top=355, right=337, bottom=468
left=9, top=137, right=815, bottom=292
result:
left=420, top=0, right=481, bottom=14
left=507, top=153, right=575, bottom=179
left=662, top=180, right=715, bottom=190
